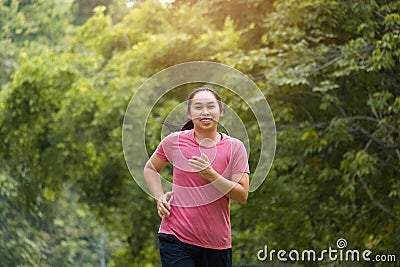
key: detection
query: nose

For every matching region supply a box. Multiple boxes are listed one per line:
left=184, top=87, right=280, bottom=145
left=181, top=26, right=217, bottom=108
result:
left=201, top=107, right=210, bottom=115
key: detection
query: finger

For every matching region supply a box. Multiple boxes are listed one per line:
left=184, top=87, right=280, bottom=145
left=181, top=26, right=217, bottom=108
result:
left=165, top=191, right=174, bottom=207
left=162, top=200, right=172, bottom=214
left=188, top=159, right=200, bottom=167
left=157, top=209, right=164, bottom=218
left=189, top=158, right=210, bottom=170
left=188, top=159, right=203, bottom=167
left=158, top=209, right=169, bottom=218
left=162, top=200, right=171, bottom=211
left=201, top=153, right=209, bottom=161
left=188, top=161, right=204, bottom=172
left=194, top=155, right=210, bottom=167
left=158, top=203, right=170, bottom=217
left=188, top=163, right=202, bottom=171
left=190, top=156, right=207, bottom=165
left=192, top=155, right=208, bottom=164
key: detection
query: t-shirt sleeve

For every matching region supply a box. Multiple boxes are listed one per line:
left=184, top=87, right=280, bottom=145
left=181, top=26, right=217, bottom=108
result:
left=155, top=133, right=175, bottom=162
left=155, top=141, right=168, bottom=162
left=231, top=140, right=250, bottom=174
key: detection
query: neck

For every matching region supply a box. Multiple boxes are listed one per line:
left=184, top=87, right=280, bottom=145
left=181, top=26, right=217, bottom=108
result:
left=194, top=128, right=220, bottom=143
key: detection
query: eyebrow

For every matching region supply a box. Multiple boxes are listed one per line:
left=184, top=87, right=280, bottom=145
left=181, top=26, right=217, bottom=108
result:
left=193, top=100, right=217, bottom=105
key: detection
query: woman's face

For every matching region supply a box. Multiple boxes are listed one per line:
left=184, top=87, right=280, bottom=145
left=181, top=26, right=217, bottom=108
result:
left=188, top=90, right=223, bottom=131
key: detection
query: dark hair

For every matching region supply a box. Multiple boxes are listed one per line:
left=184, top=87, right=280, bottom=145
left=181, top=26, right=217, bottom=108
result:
left=163, top=86, right=222, bottom=132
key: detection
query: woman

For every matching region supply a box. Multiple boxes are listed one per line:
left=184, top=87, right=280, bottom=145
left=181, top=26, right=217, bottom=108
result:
left=144, top=86, right=250, bottom=267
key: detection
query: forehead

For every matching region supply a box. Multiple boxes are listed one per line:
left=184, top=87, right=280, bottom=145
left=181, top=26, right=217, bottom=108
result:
left=191, top=91, right=218, bottom=102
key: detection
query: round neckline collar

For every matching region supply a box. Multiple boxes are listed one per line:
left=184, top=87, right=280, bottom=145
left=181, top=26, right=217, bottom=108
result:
left=191, top=129, right=223, bottom=146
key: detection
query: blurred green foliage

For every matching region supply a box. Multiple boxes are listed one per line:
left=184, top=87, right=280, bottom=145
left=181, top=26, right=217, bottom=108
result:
left=0, top=0, right=399, bottom=266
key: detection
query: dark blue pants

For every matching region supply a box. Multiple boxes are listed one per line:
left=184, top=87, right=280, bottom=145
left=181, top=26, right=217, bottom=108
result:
left=158, top=233, right=232, bottom=267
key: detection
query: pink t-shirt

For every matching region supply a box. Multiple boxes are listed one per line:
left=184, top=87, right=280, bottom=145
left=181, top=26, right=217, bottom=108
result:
left=155, top=129, right=249, bottom=249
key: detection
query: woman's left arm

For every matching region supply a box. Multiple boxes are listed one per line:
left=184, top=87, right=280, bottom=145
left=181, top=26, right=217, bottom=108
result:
left=188, top=154, right=249, bottom=203
left=212, top=172, right=249, bottom=203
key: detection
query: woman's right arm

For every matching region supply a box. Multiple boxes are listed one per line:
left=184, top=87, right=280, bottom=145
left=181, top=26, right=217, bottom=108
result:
left=143, top=153, right=172, bottom=218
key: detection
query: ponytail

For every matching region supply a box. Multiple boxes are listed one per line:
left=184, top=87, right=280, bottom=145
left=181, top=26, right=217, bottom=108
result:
left=162, top=120, right=194, bottom=132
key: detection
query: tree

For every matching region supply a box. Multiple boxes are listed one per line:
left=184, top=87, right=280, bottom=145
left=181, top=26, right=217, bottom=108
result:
left=218, top=0, right=400, bottom=264
left=71, top=0, right=129, bottom=25
left=0, top=0, right=71, bottom=87
left=1, top=0, right=399, bottom=265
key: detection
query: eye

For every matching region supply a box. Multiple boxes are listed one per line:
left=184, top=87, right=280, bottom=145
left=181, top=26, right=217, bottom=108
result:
left=208, top=105, right=215, bottom=109
left=194, top=106, right=202, bottom=110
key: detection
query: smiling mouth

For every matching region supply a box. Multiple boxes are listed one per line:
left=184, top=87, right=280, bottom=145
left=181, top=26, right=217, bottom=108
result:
left=199, top=118, right=213, bottom=122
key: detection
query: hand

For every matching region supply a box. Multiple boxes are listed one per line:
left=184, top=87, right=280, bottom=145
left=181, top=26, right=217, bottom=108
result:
left=156, top=191, right=174, bottom=219
left=188, top=153, right=216, bottom=181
